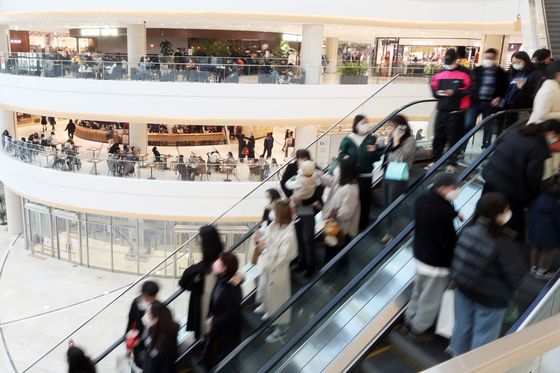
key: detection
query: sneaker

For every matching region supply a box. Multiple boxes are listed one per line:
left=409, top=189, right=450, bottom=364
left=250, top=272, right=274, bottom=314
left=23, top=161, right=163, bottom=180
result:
left=407, top=330, right=436, bottom=342
left=424, top=162, right=435, bottom=171
left=445, top=165, right=456, bottom=174
left=535, top=270, right=555, bottom=281
left=529, top=266, right=537, bottom=275
left=265, top=328, right=287, bottom=343
left=261, top=313, right=269, bottom=321
left=381, top=234, right=393, bottom=244
left=254, top=305, right=265, bottom=314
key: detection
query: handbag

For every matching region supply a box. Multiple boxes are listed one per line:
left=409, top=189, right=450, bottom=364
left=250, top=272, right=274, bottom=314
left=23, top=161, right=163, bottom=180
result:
left=325, top=208, right=348, bottom=248
left=435, top=288, right=455, bottom=339
left=243, top=147, right=249, bottom=155
left=385, top=162, right=409, bottom=181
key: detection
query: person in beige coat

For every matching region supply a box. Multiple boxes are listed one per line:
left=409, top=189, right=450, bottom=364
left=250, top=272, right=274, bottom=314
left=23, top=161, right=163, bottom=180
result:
left=253, top=200, right=298, bottom=344
left=320, top=157, right=361, bottom=262
left=528, top=61, right=560, bottom=124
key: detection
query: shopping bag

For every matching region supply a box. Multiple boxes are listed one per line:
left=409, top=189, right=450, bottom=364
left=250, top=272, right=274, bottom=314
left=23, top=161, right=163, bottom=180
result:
left=435, top=289, right=455, bottom=339
left=385, top=162, right=409, bottom=181
left=504, top=297, right=519, bottom=324
left=116, top=355, right=134, bottom=373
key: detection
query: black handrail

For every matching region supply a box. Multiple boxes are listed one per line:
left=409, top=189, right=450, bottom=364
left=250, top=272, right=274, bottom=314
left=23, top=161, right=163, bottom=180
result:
left=213, top=108, right=532, bottom=372
left=92, top=222, right=261, bottom=364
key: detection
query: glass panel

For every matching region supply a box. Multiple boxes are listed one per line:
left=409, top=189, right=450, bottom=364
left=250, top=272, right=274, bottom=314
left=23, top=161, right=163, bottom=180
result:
left=87, top=222, right=112, bottom=269
left=40, top=213, right=52, bottom=256
left=112, top=226, right=138, bottom=273
left=139, top=229, right=168, bottom=275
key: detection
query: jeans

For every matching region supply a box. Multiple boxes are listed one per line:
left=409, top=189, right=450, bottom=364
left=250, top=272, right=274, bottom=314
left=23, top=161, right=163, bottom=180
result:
left=465, top=101, right=497, bottom=149
left=447, top=289, right=506, bottom=357
left=271, top=71, right=279, bottom=83
left=432, top=111, right=465, bottom=165
left=295, top=214, right=316, bottom=270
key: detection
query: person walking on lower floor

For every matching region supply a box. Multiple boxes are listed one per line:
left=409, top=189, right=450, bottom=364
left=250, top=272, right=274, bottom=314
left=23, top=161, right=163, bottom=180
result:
left=426, top=49, right=473, bottom=173
left=403, top=172, right=462, bottom=341
left=65, top=119, right=76, bottom=139
left=447, top=193, right=526, bottom=357
left=529, top=174, right=560, bottom=280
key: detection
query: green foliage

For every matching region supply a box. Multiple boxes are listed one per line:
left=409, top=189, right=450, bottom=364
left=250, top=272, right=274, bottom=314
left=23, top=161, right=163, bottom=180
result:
left=87, top=44, right=96, bottom=53
left=204, top=39, right=231, bottom=57
left=424, top=64, right=440, bottom=75
left=0, top=194, right=6, bottom=225
left=277, top=38, right=290, bottom=53
left=160, top=40, right=174, bottom=56
left=337, top=62, right=367, bottom=76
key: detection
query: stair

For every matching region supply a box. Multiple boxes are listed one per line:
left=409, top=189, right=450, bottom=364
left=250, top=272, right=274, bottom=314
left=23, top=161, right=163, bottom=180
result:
left=544, top=0, right=560, bottom=57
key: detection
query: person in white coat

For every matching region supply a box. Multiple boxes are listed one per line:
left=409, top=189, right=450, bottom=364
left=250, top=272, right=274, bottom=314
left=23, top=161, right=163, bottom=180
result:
left=528, top=61, right=560, bottom=124
left=320, top=157, right=361, bottom=262
left=253, top=200, right=298, bottom=344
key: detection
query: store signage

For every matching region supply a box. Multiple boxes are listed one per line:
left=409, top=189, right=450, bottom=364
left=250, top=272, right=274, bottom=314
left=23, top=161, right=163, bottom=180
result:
left=474, top=42, right=481, bottom=47
left=411, top=41, right=435, bottom=46
left=10, top=39, right=21, bottom=44
left=80, top=28, right=119, bottom=37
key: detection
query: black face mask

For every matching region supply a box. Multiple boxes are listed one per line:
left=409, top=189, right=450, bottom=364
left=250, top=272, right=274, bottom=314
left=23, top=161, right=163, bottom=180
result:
left=444, top=59, right=454, bottom=66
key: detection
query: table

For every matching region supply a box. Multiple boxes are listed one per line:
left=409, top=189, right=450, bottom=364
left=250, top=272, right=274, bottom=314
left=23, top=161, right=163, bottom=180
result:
left=87, top=147, right=101, bottom=158
left=88, top=159, right=103, bottom=175
left=137, top=153, right=149, bottom=168
left=145, top=163, right=158, bottom=180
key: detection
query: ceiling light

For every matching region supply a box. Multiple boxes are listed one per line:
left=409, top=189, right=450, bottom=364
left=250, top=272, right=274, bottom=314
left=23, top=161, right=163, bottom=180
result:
left=217, top=23, right=220, bottom=25
left=177, top=22, right=179, bottom=25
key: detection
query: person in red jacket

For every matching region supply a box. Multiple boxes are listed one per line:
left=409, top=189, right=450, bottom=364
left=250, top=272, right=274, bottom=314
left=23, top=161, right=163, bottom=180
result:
left=426, top=49, right=473, bottom=173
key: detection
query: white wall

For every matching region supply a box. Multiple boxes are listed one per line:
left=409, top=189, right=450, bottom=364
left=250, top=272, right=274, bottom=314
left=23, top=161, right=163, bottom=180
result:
left=0, top=74, right=433, bottom=125
left=0, top=0, right=521, bottom=24
left=0, top=150, right=275, bottom=221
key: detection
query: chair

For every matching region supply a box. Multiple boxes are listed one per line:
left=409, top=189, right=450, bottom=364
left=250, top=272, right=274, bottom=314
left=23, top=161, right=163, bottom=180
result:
left=258, top=72, right=274, bottom=84
left=225, top=71, right=240, bottom=83
left=131, top=67, right=143, bottom=81
left=160, top=73, right=174, bottom=82
left=248, top=165, right=261, bottom=180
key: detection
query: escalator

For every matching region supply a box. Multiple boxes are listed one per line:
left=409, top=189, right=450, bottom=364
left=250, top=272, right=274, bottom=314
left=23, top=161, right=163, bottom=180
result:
left=206, top=109, right=535, bottom=373
left=543, top=0, right=560, bottom=58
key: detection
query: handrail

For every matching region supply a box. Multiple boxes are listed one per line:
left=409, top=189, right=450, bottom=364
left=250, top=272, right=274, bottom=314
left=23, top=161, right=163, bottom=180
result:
left=92, top=222, right=260, bottom=364
left=214, top=108, right=532, bottom=372
left=20, top=75, right=401, bottom=372
left=423, top=313, right=560, bottom=373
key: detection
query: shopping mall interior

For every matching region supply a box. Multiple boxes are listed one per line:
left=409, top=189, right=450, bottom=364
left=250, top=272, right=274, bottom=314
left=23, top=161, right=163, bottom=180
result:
left=0, top=0, right=559, bottom=372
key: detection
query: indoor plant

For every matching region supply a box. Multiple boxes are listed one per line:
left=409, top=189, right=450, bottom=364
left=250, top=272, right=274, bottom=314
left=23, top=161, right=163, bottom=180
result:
left=0, top=194, right=7, bottom=231
left=338, top=62, right=368, bottom=84
left=160, top=40, right=174, bottom=56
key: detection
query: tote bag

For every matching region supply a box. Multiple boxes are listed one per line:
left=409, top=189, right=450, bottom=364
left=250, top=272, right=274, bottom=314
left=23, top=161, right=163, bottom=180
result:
left=435, top=289, right=455, bottom=339
left=385, top=162, right=409, bottom=181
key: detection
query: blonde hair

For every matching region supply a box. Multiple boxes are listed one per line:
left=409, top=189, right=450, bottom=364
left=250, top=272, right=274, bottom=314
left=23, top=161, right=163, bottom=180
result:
left=272, top=200, right=292, bottom=225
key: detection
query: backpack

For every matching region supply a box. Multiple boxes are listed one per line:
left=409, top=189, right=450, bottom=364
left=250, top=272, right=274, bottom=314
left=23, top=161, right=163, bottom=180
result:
left=264, top=136, right=273, bottom=148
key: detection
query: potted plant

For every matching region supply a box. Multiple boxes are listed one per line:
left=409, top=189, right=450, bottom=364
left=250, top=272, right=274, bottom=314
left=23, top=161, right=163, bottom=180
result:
left=160, top=40, right=174, bottom=56
left=0, top=194, right=7, bottom=231
left=338, top=62, right=368, bottom=84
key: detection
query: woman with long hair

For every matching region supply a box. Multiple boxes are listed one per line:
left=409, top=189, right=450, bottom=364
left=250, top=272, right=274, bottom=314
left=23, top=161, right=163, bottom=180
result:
left=67, top=340, right=96, bottom=373
left=502, top=51, right=543, bottom=111
left=142, top=302, right=179, bottom=373
left=447, top=193, right=526, bottom=356
left=179, top=225, right=223, bottom=339
left=261, top=188, right=282, bottom=226
left=482, top=119, right=560, bottom=240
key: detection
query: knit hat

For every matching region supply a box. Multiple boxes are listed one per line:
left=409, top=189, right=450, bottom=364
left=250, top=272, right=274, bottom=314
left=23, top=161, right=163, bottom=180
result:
left=301, top=160, right=316, bottom=176
left=430, top=172, right=460, bottom=190
left=444, top=49, right=457, bottom=64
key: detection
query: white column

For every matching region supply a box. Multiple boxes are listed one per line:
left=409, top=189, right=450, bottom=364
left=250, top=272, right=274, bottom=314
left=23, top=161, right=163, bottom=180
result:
left=301, top=24, right=324, bottom=84
left=128, top=123, right=148, bottom=152
left=519, top=0, right=540, bottom=56
left=5, top=187, right=23, bottom=235
left=0, top=25, right=10, bottom=53
left=127, top=24, right=146, bottom=75
left=481, top=35, right=506, bottom=62
left=326, top=37, right=338, bottom=74
left=0, top=107, right=16, bottom=138
left=295, top=125, right=318, bottom=160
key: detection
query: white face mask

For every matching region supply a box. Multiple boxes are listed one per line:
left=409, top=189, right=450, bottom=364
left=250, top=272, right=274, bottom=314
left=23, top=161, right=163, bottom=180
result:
left=512, top=63, right=524, bottom=71
left=497, top=210, right=512, bottom=225
left=357, top=123, right=370, bottom=135
left=333, top=167, right=341, bottom=179
left=482, top=59, right=495, bottom=68
left=546, top=136, right=559, bottom=145
left=137, top=299, right=149, bottom=311
left=444, top=188, right=461, bottom=202
left=141, top=313, right=153, bottom=328
left=262, top=199, right=271, bottom=208
left=443, top=63, right=457, bottom=70
left=268, top=210, right=276, bottom=221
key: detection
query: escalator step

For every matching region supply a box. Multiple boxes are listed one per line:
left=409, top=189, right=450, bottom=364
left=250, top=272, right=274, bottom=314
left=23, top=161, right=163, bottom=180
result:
left=353, top=345, right=421, bottom=373
left=387, top=328, right=450, bottom=370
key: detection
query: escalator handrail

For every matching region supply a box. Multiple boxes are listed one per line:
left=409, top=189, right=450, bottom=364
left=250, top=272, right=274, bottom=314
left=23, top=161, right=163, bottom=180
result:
left=214, top=108, right=532, bottom=372
left=92, top=222, right=261, bottom=364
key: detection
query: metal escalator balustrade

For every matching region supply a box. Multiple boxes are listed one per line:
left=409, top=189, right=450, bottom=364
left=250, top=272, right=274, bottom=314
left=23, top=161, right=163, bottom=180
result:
left=210, top=109, right=533, bottom=373
left=543, top=0, right=560, bottom=59
left=21, top=76, right=404, bottom=373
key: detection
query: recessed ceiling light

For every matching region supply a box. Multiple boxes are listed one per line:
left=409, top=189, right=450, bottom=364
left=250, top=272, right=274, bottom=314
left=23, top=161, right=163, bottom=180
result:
left=177, top=22, right=179, bottom=25
left=217, top=23, right=220, bottom=25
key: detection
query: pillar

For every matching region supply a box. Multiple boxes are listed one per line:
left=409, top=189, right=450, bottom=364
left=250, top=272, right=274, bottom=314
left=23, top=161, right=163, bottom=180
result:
left=0, top=25, right=10, bottom=53
left=5, top=187, right=23, bottom=235
left=519, top=0, right=540, bottom=56
left=128, top=123, right=148, bottom=152
left=326, top=37, right=338, bottom=74
left=295, top=125, right=318, bottom=160
left=127, top=24, right=146, bottom=75
left=0, top=107, right=16, bottom=138
left=301, top=24, right=324, bottom=84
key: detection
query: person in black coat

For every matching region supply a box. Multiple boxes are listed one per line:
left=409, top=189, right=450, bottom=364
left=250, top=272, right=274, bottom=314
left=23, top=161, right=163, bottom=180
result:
left=67, top=340, right=96, bottom=373
left=482, top=120, right=560, bottom=240
left=247, top=136, right=255, bottom=160
left=41, top=116, right=48, bottom=132
left=201, top=252, right=242, bottom=371
left=65, top=119, right=76, bottom=139
left=237, top=134, right=247, bottom=163
left=447, top=193, right=526, bottom=356
left=142, top=302, right=179, bottom=373
left=179, top=226, right=223, bottom=340
left=125, top=281, right=159, bottom=368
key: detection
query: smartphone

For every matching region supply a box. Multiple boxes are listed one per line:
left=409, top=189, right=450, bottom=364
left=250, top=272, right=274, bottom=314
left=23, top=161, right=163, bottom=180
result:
left=436, top=90, right=447, bottom=96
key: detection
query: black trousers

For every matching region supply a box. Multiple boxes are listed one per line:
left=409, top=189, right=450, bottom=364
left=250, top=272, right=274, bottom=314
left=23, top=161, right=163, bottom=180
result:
left=358, top=176, right=373, bottom=230
left=432, top=111, right=465, bottom=165
left=262, top=147, right=272, bottom=158
left=295, top=214, right=316, bottom=270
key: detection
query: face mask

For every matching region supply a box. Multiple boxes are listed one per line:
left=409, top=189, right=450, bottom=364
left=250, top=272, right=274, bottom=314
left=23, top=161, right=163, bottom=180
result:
left=333, top=167, right=341, bottom=179
left=141, top=313, right=153, bottom=328
left=512, top=63, right=524, bottom=71
left=444, top=189, right=461, bottom=202
left=137, top=299, right=149, bottom=311
left=268, top=210, right=276, bottom=221
left=546, top=136, right=559, bottom=145
left=262, top=199, right=271, bottom=208
left=443, top=63, right=457, bottom=70
left=212, top=260, right=223, bottom=276
left=497, top=210, right=512, bottom=225
left=482, top=59, right=495, bottom=68
left=357, top=123, right=370, bottom=135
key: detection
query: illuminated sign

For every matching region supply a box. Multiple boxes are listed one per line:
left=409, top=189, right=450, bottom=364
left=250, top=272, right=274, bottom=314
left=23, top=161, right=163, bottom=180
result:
left=411, top=41, right=435, bottom=46
left=283, top=34, right=302, bottom=42
left=10, top=39, right=21, bottom=44
left=474, top=42, right=481, bottom=47
left=80, top=29, right=119, bottom=37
